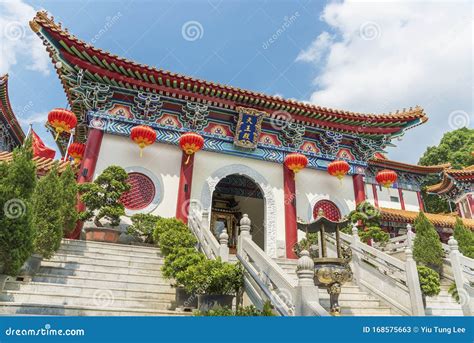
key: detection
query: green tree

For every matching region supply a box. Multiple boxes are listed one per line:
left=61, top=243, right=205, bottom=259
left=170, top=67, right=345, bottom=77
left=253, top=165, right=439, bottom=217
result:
left=417, top=265, right=441, bottom=298
left=413, top=212, right=444, bottom=269
left=453, top=217, right=474, bottom=258
left=60, top=165, right=78, bottom=235
left=0, top=139, right=37, bottom=275
left=342, top=201, right=389, bottom=244
left=418, top=128, right=474, bottom=213
left=127, top=213, right=160, bottom=244
left=78, top=166, right=130, bottom=227
left=31, top=165, right=64, bottom=259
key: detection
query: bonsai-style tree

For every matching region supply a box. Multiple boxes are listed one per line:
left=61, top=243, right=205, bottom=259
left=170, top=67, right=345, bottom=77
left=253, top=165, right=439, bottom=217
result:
left=413, top=212, right=444, bottom=269
left=79, top=165, right=130, bottom=227
left=31, top=165, right=64, bottom=259
left=0, top=139, right=37, bottom=275
left=60, top=165, right=78, bottom=235
left=127, top=213, right=160, bottom=244
left=417, top=265, right=441, bottom=302
left=342, top=201, right=389, bottom=244
left=453, top=217, right=474, bottom=258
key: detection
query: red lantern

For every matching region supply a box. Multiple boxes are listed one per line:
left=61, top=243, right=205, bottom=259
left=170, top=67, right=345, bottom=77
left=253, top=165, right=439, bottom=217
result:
left=67, top=142, right=86, bottom=164
left=327, top=160, right=350, bottom=180
left=179, top=132, right=204, bottom=164
left=47, top=108, right=77, bottom=140
left=376, top=169, right=398, bottom=188
left=284, top=152, right=308, bottom=174
left=130, top=125, right=156, bottom=157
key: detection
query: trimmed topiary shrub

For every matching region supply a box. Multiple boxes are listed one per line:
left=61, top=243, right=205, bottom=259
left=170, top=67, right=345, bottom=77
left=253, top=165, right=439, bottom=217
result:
left=359, top=226, right=389, bottom=245
left=31, top=165, right=64, bottom=259
left=159, top=228, right=197, bottom=256
left=195, top=301, right=275, bottom=316
left=153, top=217, right=187, bottom=244
left=127, top=213, right=160, bottom=244
left=79, top=165, right=130, bottom=227
left=453, top=217, right=474, bottom=258
left=0, top=140, right=37, bottom=275
left=60, top=165, right=78, bottom=236
left=417, top=265, right=441, bottom=298
left=162, top=247, right=205, bottom=282
left=413, top=212, right=443, bottom=269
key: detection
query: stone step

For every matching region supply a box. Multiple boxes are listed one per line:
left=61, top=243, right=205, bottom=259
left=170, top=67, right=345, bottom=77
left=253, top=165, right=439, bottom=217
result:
left=32, top=274, right=173, bottom=292
left=39, top=263, right=165, bottom=279
left=46, top=254, right=163, bottom=270
left=3, top=281, right=175, bottom=301
left=320, top=298, right=382, bottom=308
left=0, top=291, right=172, bottom=310
left=425, top=308, right=464, bottom=316
left=56, top=247, right=163, bottom=261
left=317, top=292, right=380, bottom=301
left=338, top=307, right=393, bottom=315
left=0, top=302, right=190, bottom=316
left=62, top=239, right=160, bottom=254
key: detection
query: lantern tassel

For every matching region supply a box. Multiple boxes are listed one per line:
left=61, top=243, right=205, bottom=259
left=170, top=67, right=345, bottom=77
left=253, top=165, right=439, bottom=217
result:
left=55, top=131, right=60, bottom=141
left=185, top=154, right=191, bottom=165
left=140, top=147, right=143, bottom=158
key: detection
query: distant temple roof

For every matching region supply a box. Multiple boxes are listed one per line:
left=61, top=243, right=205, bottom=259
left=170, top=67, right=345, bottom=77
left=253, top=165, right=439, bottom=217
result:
left=30, top=11, right=428, bottom=145
left=0, top=151, right=72, bottom=176
left=0, top=74, right=25, bottom=150
left=381, top=207, right=474, bottom=230
left=426, top=165, right=474, bottom=196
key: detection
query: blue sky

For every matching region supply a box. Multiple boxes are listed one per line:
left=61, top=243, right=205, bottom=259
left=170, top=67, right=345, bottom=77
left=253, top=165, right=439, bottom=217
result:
left=1, top=0, right=472, bottom=163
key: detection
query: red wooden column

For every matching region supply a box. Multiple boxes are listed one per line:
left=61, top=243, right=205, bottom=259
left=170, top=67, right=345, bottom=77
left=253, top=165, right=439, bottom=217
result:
left=175, top=152, right=195, bottom=224
left=68, top=128, right=104, bottom=239
left=372, top=184, right=379, bottom=208
left=416, top=191, right=424, bottom=211
left=283, top=164, right=297, bottom=259
left=398, top=188, right=406, bottom=210
left=352, top=174, right=366, bottom=205
left=468, top=194, right=474, bottom=217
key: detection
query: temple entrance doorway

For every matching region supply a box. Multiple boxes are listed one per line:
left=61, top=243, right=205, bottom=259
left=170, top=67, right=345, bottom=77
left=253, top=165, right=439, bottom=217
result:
left=210, top=174, right=265, bottom=254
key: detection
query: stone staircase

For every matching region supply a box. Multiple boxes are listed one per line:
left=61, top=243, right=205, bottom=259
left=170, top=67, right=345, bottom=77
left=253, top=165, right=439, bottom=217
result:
left=0, top=239, right=189, bottom=316
left=425, top=277, right=464, bottom=316
left=275, top=258, right=401, bottom=316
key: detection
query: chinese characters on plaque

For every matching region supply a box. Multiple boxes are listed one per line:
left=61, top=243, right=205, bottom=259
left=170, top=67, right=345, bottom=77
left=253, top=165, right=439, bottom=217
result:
left=233, top=107, right=266, bottom=150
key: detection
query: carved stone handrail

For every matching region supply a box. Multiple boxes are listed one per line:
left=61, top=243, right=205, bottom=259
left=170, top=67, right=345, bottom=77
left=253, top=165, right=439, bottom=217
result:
left=448, top=237, right=474, bottom=316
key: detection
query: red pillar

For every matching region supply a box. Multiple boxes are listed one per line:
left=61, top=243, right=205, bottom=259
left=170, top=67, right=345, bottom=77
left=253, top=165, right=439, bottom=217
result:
left=468, top=194, right=474, bottom=217
left=398, top=188, right=405, bottom=210
left=283, top=164, right=297, bottom=259
left=372, top=184, right=379, bottom=208
left=416, top=191, right=424, bottom=211
left=175, top=152, right=195, bottom=224
left=68, top=128, right=104, bottom=239
left=352, top=174, right=366, bottom=205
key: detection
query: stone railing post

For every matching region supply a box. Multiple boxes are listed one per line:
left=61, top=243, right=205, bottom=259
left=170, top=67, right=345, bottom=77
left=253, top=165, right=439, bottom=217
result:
left=219, top=231, right=229, bottom=262
left=448, top=236, right=472, bottom=316
left=295, top=250, right=319, bottom=316
left=406, top=223, right=414, bottom=248
left=404, top=247, right=425, bottom=316
left=350, top=224, right=362, bottom=287
left=201, top=209, right=210, bottom=230
left=237, top=214, right=251, bottom=256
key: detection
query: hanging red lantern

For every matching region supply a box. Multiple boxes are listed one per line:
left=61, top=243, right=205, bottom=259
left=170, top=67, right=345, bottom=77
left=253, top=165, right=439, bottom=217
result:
left=376, top=169, right=398, bottom=188
left=284, top=152, right=308, bottom=174
left=47, top=108, right=77, bottom=140
left=67, top=142, right=86, bottom=164
left=130, top=125, right=156, bottom=157
left=179, top=132, right=204, bottom=164
left=327, top=160, right=350, bottom=180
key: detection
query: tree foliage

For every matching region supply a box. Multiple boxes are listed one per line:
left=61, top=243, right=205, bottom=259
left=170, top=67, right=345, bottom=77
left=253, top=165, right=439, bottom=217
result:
left=342, top=201, right=389, bottom=244
left=418, top=128, right=474, bottom=213
left=31, top=165, right=64, bottom=259
left=78, top=166, right=130, bottom=227
left=195, top=302, right=275, bottom=316
left=413, top=212, right=444, bottom=269
left=127, top=213, right=160, bottom=244
left=60, top=165, right=78, bottom=235
left=0, top=139, right=37, bottom=275
left=453, top=217, right=474, bottom=258
left=417, top=265, right=441, bottom=298
left=293, top=233, right=318, bottom=258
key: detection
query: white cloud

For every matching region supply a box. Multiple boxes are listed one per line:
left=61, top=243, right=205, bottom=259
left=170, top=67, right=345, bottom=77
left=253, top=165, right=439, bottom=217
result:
left=297, top=1, right=473, bottom=163
left=0, top=0, right=50, bottom=75
left=18, top=111, right=48, bottom=126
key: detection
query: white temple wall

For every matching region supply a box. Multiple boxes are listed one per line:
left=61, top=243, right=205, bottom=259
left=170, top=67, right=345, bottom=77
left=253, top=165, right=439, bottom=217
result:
left=403, top=190, right=420, bottom=211
left=95, top=134, right=182, bottom=219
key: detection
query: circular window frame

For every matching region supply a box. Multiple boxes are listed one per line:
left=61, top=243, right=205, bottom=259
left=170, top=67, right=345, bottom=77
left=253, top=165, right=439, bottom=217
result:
left=123, top=166, right=163, bottom=216
left=313, top=199, right=341, bottom=221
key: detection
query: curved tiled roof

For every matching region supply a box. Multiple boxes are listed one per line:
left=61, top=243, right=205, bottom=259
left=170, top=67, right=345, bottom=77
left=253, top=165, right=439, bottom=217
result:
left=0, top=151, right=72, bottom=175
left=427, top=165, right=474, bottom=194
left=369, top=157, right=450, bottom=175
left=29, top=10, right=428, bottom=142
left=0, top=74, right=25, bottom=146
left=381, top=207, right=474, bottom=230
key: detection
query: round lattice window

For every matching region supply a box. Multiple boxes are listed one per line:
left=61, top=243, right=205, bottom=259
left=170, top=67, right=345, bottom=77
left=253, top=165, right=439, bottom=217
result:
left=120, top=172, right=156, bottom=210
left=313, top=200, right=341, bottom=221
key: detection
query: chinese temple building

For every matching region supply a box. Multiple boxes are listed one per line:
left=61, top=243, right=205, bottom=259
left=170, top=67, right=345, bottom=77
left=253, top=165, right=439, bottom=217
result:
left=29, top=11, right=470, bottom=258
left=0, top=75, right=25, bottom=152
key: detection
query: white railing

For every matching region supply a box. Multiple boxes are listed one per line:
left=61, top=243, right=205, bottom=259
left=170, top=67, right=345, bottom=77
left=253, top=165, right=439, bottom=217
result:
left=448, top=237, right=474, bottom=316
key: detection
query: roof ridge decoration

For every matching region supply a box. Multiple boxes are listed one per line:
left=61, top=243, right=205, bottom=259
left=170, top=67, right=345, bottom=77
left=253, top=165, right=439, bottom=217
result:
left=30, top=10, right=429, bottom=144
left=0, top=74, right=26, bottom=148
